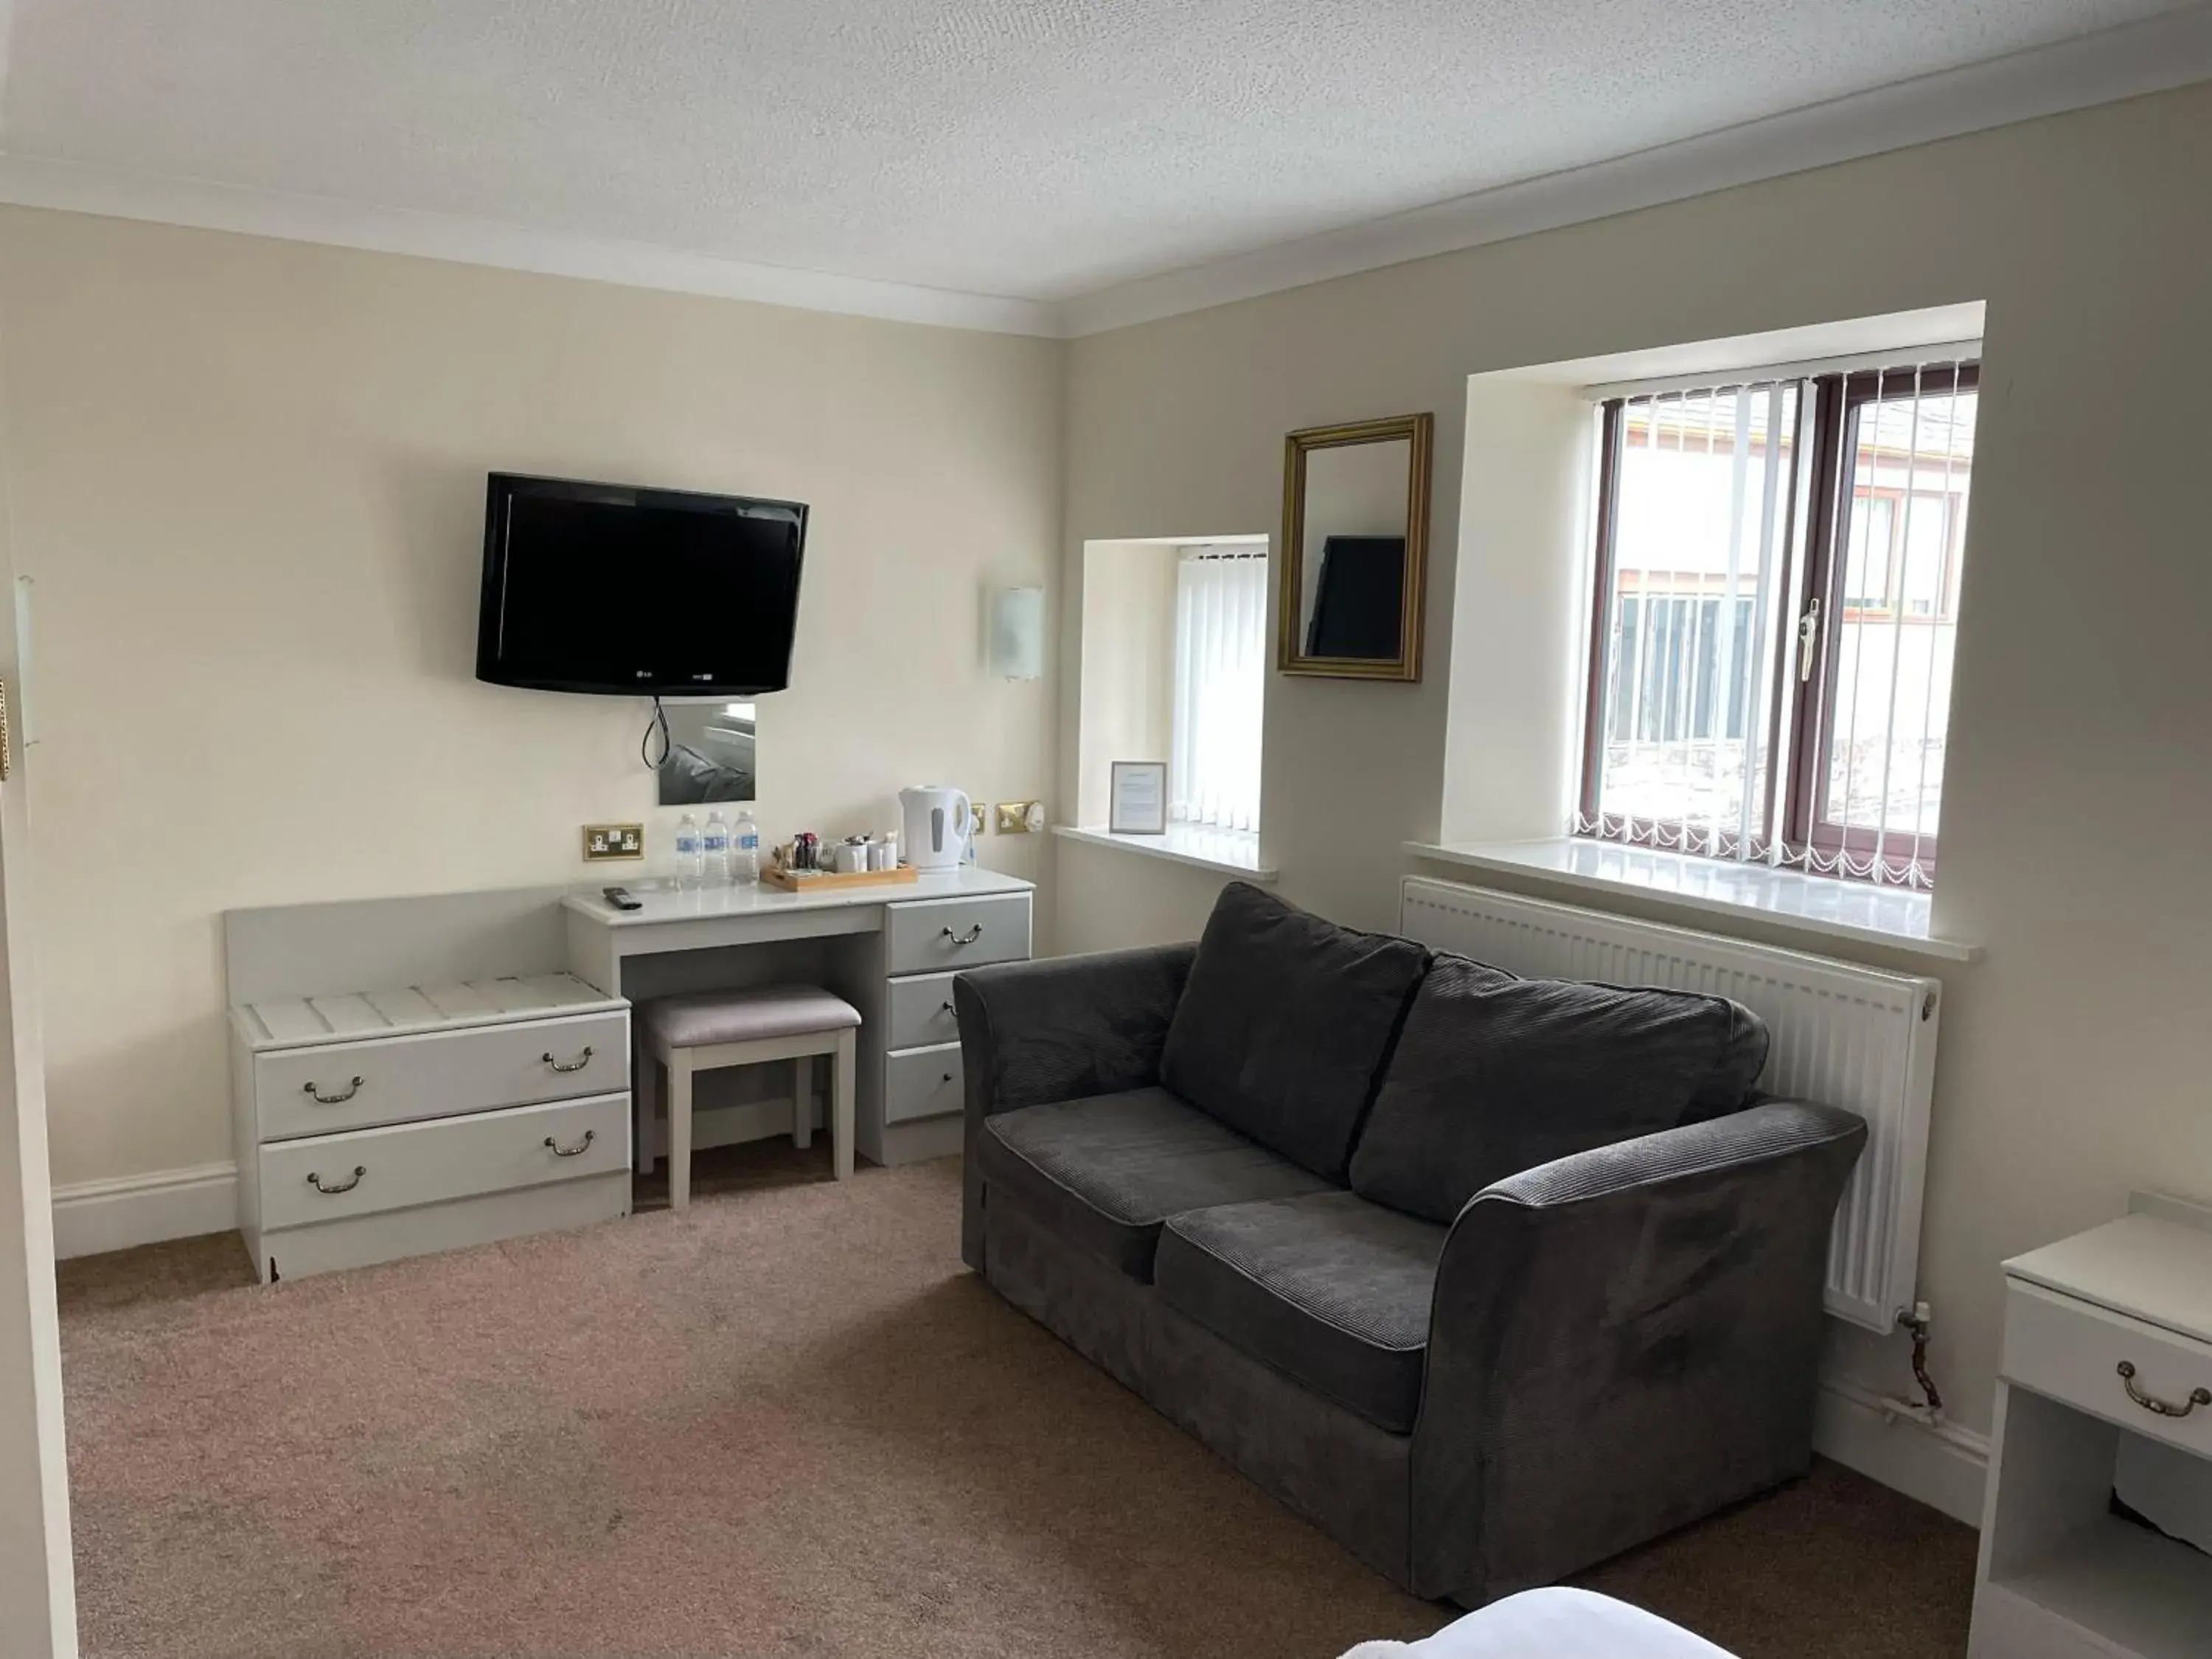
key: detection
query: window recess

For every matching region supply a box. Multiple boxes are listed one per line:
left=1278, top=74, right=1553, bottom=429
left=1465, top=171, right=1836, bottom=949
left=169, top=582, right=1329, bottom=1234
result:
left=1576, top=358, right=1978, bottom=888
left=1170, top=546, right=1266, bottom=833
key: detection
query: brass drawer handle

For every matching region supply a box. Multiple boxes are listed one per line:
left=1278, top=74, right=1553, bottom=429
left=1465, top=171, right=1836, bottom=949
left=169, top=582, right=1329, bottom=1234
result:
left=302, top=1076, right=364, bottom=1105
left=542, top=1046, right=595, bottom=1074
left=306, top=1165, right=365, bottom=1195
left=942, top=923, right=984, bottom=945
left=2118, top=1360, right=2212, bottom=1419
left=544, top=1130, right=597, bottom=1158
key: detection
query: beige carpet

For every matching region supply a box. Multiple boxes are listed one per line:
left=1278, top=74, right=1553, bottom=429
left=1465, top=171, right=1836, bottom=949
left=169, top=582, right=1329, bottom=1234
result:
left=58, top=1152, right=1975, bottom=1658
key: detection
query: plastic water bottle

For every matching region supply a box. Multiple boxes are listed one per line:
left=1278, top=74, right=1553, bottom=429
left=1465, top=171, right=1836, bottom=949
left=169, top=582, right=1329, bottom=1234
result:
left=732, top=808, right=761, bottom=886
left=702, top=809, right=732, bottom=887
left=673, top=813, right=703, bottom=890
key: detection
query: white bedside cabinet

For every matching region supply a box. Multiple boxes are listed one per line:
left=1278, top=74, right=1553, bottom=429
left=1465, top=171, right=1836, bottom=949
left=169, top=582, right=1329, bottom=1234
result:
left=1972, top=1197, right=2212, bottom=1659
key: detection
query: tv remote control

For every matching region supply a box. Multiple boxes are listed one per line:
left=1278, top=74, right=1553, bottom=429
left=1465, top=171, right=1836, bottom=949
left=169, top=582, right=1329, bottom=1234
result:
left=602, top=886, right=644, bottom=911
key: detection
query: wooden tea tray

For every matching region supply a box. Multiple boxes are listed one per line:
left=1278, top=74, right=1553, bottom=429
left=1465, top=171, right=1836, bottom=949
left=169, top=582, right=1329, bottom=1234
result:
left=761, top=861, right=920, bottom=893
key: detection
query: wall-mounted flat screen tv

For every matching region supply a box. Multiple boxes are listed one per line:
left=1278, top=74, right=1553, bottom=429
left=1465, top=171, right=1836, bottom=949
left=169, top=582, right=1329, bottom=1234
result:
left=1303, top=535, right=1406, bottom=659
left=476, top=473, right=807, bottom=697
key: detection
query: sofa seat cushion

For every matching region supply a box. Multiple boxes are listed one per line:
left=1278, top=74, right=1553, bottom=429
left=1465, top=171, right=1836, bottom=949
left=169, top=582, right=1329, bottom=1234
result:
left=1349, top=953, right=1770, bottom=1225
left=980, top=1088, right=1333, bottom=1281
left=1155, top=1190, right=1446, bottom=1434
left=1161, top=881, right=1431, bottom=1182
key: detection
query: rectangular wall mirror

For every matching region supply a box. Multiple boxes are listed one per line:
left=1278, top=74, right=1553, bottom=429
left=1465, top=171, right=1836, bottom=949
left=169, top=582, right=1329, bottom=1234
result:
left=1279, top=412, right=1433, bottom=681
left=658, top=700, right=757, bottom=803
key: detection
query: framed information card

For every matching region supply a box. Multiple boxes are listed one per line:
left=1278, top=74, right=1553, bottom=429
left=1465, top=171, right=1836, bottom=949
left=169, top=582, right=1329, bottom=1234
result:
left=1108, top=762, right=1168, bottom=835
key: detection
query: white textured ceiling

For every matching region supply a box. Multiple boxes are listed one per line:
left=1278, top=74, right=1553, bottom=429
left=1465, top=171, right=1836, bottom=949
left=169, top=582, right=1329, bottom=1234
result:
left=0, top=0, right=2195, bottom=306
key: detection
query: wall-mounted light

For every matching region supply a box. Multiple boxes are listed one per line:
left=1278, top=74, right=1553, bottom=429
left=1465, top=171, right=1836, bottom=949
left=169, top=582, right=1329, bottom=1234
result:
left=990, top=586, right=1046, bottom=681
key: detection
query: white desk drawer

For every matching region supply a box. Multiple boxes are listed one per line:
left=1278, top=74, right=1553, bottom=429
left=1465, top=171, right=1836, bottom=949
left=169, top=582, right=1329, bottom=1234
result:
left=2003, top=1279, right=2212, bottom=1458
left=886, top=972, right=962, bottom=1051
left=885, top=1043, right=964, bottom=1125
left=259, top=1091, right=630, bottom=1232
left=254, top=1010, right=630, bottom=1141
left=886, top=893, right=1030, bottom=978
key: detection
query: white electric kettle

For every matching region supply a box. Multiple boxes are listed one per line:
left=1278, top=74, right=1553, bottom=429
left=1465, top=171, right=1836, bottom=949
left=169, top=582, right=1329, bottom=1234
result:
left=900, top=785, right=973, bottom=872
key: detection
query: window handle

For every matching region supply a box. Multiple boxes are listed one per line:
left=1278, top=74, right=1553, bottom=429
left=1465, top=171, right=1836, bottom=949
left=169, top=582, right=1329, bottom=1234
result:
left=1796, top=597, right=1823, bottom=682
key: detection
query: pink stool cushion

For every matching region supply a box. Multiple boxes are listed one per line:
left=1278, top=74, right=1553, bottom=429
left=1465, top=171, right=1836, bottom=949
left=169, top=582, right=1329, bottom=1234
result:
left=644, top=984, right=861, bottom=1049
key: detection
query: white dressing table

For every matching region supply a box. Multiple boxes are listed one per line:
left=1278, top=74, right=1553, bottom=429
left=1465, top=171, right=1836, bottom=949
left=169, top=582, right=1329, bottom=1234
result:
left=226, top=867, right=1032, bottom=1281
left=560, top=867, right=1032, bottom=1169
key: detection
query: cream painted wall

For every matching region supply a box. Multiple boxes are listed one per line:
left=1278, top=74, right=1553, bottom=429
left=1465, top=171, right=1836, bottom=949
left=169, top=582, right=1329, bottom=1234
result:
left=1443, top=375, right=1596, bottom=844
left=1054, top=834, right=1231, bottom=956
left=1076, top=540, right=1179, bottom=825
left=0, top=207, right=1061, bottom=1189
left=1059, top=83, right=2212, bottom=1436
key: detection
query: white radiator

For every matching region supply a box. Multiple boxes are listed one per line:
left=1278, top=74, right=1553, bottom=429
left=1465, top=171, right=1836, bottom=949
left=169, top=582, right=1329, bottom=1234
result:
left=1399, top=877, right=1939, bottom=1335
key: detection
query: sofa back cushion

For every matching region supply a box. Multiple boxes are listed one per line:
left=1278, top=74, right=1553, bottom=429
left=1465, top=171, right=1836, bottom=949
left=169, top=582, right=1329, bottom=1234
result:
left=1160, top=883, right=1430, bottom=1182
left=1348, top=953, right=1770, bottom=1223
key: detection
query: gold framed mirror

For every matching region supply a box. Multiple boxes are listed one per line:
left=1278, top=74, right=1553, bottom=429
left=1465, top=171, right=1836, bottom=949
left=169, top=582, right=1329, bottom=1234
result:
left=1279, top=412, right=1433, bottom=681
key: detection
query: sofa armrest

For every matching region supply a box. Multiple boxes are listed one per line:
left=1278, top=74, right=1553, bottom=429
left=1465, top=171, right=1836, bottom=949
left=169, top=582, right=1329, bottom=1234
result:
left=1407, top=1099, right=1866, bottom=1601
left=954, top=943, right=1196, bottom=1270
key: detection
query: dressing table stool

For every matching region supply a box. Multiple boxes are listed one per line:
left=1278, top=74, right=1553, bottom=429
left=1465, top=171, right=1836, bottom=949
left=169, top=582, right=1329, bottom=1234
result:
left=639, top=985, right=861, bottom=1208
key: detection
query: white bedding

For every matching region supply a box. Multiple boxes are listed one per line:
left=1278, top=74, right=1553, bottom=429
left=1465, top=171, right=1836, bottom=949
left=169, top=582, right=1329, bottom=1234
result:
left=1340, top=1587, right=1734, bottom=1659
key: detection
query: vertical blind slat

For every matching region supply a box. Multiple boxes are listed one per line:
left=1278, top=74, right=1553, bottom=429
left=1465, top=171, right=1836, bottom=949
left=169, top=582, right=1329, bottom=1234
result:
left=1905, top=370, right=1964, bottom=880
left=1868, top=366, right=1925, bottom=880
left=1172, top=549, right=1265, bottom=832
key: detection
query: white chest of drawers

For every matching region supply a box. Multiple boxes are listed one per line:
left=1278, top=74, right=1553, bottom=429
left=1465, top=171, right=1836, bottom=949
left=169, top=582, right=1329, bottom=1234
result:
left=222, top=870, right=1034, bottom=1282
left=863, top=888, right=1031, bottom=1156
left=226, top=892, right=634, bottom=1283
left=1972, top=1196, right=2212, bottom=1658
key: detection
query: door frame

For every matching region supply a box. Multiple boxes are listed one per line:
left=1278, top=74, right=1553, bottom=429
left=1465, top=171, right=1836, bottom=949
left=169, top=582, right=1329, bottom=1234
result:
left=0, top=479, right=77, bottom=1652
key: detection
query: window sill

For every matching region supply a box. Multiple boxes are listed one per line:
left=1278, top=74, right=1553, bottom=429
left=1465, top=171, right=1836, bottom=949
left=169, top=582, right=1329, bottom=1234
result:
left=1054, top=824, right=1278, bottom=882
left=1403, top=837, right=1979, bottom=964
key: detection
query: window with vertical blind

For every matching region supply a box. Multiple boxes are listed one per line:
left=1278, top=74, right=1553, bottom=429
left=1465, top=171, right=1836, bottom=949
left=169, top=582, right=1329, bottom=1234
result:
left=1171, top=546, right=1266, bottom=832
left=1577, top=357, right=1978, bottom=888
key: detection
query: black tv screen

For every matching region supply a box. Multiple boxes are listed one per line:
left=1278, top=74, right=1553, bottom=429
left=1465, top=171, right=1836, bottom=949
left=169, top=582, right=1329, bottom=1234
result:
left=1304, top=535, right=1405, bottom=659
left=476, top=473, right=807, bottom=696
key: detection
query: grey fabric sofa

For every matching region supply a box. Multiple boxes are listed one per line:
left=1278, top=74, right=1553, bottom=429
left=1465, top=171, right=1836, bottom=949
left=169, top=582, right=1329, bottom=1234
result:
left=955, top=882, right=1866, bottom=1607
